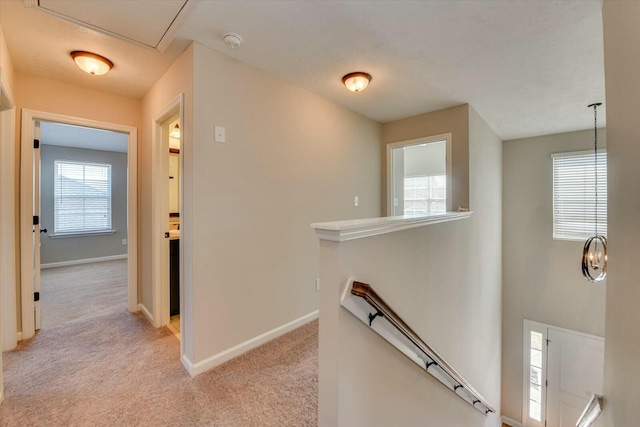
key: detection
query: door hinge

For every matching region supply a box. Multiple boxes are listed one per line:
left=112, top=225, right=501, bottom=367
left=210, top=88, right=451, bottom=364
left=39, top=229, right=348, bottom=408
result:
left=34, top=291, right=40, bottom=302
left=546, top=338, right=551, bottom=345
left=34, top=139, right=40, bottom=149
left=165, top=232, right=170, bottom=238
left=33, top=215, right=39, bottom=225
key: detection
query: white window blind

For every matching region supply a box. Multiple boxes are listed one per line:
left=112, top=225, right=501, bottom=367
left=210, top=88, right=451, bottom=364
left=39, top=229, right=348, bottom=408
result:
left=404, top=174, right=446, bottom=215
left=54, top=160, right=112, bottom=234
left=552, top=151, right=607, bottom=241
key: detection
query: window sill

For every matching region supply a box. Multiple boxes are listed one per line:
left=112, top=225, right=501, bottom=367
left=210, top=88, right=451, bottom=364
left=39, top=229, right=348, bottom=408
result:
left=48, top=229, right=117, bottom=239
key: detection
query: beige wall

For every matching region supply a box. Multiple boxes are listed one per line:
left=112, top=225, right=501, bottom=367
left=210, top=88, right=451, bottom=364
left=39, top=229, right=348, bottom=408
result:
left=0, top=21, right=16, bottom=401
left=318, top=106, right=501, bottom=426
left=602, top=1, right=640, bottom=425
left=189, top=42, right=381, bottom=364
left=501, top=129, right=607, bottom=421
left=140, top=44, right=193, bottom=353
left=12, top=73, right=141, bottom=333
left=382, top=104, right=470, bottom=214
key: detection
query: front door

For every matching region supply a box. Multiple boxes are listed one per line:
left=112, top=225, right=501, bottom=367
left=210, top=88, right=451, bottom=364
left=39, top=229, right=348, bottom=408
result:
left=545, top=327, right=604, bottom=426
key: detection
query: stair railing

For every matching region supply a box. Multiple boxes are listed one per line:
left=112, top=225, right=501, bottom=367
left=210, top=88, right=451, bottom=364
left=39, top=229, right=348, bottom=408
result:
left=342, top=280, right=496, bottom=416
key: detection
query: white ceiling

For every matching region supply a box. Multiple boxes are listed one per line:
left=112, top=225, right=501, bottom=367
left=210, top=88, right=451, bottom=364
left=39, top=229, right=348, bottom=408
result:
left=0, top=0, right=606, bottom=140
left=40, top=121, right=128, bottom=153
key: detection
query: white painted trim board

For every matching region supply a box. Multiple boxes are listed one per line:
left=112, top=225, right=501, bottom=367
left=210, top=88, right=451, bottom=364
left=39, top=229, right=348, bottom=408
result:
left=138, top=303, right=153, bottom=325
left=182, top=310, right=318, bottom=377
left=41, top=254, right=127, bottom=269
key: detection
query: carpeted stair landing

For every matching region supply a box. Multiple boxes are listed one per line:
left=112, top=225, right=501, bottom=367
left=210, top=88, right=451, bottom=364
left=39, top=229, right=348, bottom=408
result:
left=0, top=310, right=318, bottom=426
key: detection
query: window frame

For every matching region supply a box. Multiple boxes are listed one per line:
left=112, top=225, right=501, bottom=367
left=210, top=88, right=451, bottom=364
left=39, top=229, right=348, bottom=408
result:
left=551, top=149, right=607, bottom=241
left=386, top=133, right=452, bottom=216
left=523, top=320, right=548, bottom=427
left=52, top=159, right=114, bottom=236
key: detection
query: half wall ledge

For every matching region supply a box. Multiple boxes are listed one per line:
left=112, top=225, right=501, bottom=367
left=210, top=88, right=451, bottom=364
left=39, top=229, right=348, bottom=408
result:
left=311, top=211, right=473, bottom=242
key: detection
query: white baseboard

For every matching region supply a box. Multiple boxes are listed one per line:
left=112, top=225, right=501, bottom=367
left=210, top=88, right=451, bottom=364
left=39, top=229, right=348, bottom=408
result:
left=183, top=310, right=319, bottom=377
left=40, top=254, right=127, bottom=269
left=501, top=416, right=523, bottom=427
left=138, top=303, right=154, bottom=325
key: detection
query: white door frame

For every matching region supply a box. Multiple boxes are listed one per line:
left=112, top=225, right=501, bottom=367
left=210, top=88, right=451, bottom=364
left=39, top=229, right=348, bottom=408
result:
left=20, top=109, right=138, bottom=340
left=151, top=94, right=183, bottom=342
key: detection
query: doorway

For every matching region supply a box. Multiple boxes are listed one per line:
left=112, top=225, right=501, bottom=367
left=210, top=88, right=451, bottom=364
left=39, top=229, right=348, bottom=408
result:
left=38, top=121, right=129, bottom=329
left=522, top=320, right=604, bottom=427
left=386, top=133, right=452, bottom=216
left=150, top=94, right=183, bottom=349
left=20, top=109, right=138, bottom=340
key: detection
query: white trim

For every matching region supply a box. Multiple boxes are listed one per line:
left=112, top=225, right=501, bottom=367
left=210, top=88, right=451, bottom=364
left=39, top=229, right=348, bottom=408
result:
left=40, top=254, right=127, bottom=269
left=550, top=148, right=606, bottom=158
left=502, top=416, right=523, bottom=427
left=20, top=109, right=138, bottom=340
left=184, top=310, right=318, bottom=377
left=386, top=133, right=453, bottom=216
left=311, top=211, right=472, bottom=242
left=16, top=332, right=22, bottom=342
left=48, top=229, right=117, bottom=239
left=138, top=303, right=153, bottom=325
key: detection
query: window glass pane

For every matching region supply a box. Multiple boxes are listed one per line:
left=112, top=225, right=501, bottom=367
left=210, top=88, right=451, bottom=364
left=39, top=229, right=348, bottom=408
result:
left=54, top=160, right=112, bottom=233
left=404, top=174, right=446, bottom=215
left=553, top=152, right=607, bottom=240
left=531, top=331, right=543, bottom=351
left=530, top=382, right=541, bottom=403
left=529, top=399, right=541, bottom=421
left=530, top=366, right=542, bottom=386
left=531, top=348, right=542, bottom=369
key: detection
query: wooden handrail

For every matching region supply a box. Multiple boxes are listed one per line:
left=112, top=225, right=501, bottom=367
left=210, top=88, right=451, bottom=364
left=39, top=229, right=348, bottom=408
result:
left=349, top=281, right=496, bottom=415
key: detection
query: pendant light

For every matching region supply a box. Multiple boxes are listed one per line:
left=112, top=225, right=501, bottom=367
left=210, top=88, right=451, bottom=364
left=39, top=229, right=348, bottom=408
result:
left=582, top=102, right=607, bottom=282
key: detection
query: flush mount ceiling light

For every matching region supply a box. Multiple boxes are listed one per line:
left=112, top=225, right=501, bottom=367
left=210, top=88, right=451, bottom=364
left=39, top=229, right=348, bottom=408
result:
left=342, top=72, right=371, bottom=93
left=170, top=123, right=181, bottom=139
left=582, top=102, right=607, bottom=283
left=223, top=32, right=243, bottom=49
left=70, top=51, right=113, bottom=75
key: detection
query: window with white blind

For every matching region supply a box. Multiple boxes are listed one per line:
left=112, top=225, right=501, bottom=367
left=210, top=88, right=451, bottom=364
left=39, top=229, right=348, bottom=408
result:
left=552, top=150, right=607, bottom=241
left=54, top=160, right=112, bottom=234
left=404, top=175, right=447, bottom=215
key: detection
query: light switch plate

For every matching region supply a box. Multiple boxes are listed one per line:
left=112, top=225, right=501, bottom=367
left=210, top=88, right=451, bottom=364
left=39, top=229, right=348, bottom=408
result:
left=215, top=126, right=226, bottom=143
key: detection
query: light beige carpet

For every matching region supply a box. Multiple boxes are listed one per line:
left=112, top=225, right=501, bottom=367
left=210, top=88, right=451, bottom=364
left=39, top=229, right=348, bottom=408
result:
left=40, top=259, right=127, bottom=329
left=1, top=272, right=318, bottom=426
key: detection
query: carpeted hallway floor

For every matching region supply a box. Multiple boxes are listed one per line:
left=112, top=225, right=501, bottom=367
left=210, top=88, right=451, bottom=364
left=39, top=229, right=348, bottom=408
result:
left=1, top=262, right=318, bottom=426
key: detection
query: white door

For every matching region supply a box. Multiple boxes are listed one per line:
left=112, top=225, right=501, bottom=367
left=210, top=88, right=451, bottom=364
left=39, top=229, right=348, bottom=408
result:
left=546, top=328, right=604, bottom=427
left=33, top=121, right=42, bottom=331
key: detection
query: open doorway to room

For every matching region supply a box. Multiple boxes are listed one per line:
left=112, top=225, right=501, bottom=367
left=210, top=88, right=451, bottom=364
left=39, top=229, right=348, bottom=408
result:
left=150, top=94, right=183, bottom=350
left=37, top=121, right=129, bottom=330
left=20, top=110, right=137, bottom=341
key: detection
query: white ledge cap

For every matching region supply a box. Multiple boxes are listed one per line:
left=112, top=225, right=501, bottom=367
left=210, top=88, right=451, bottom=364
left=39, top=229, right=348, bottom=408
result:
left=311, top=211, right=473, bottom=242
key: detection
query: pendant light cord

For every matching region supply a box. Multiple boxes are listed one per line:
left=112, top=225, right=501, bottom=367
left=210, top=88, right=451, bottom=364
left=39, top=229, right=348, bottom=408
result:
left=594, top=104, right=598, bottom=235
left=591, top=103, right=600, bottom=235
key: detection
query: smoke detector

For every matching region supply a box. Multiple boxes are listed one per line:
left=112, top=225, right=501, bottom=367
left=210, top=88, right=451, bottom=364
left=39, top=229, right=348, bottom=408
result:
left=223, top=32, right=243, bottom=49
